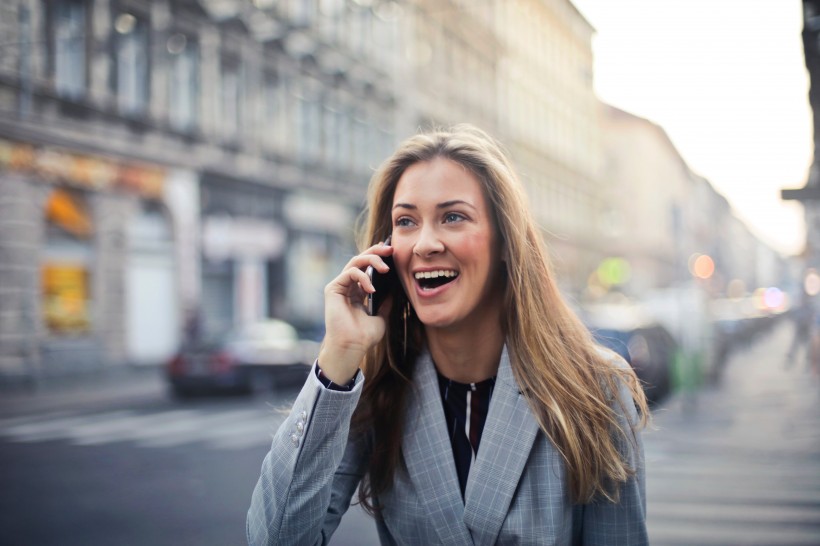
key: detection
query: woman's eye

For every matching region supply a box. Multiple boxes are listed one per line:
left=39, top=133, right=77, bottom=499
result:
left=443, top=212, right=466, bottom=223
left=395, top=217, right=414, bottom=227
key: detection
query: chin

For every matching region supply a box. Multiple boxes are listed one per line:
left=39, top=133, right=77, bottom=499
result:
left=413, top=308, right=458, bottom=330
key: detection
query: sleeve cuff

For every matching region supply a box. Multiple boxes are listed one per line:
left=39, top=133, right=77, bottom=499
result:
left=314, top=360, right=359, bottom=391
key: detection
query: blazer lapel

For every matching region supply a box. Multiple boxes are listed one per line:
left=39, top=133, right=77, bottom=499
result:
left=402, top=349, right=475, bottom=545
left=463, top=346, right=540, bottom=546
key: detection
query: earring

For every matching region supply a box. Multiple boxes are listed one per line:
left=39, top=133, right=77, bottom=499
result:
left=403, top=299, right=411, bottom=359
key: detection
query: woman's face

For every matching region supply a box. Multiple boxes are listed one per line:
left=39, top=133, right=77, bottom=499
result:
left=390, top=157, right=505, bottom=332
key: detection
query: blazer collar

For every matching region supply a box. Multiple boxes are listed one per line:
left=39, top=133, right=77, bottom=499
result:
left=402, top=346, right=540, bottom=546
left=403, top=347, right=473, bottom=544
left=463, top=346, right=540, bottom=546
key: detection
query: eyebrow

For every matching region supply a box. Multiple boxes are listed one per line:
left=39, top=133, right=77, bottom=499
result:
left=392, top=199, right=477, bottom=211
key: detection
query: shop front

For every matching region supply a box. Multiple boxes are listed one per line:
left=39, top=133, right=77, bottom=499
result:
left=283, top=192, right=357, bottom=330
left=0, top=138, right=174, bottom=382
left=199, top=177, right=287, bottom=339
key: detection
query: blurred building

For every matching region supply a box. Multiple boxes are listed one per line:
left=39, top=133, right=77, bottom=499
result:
left=391, top=0, right=603, bottom=294
left=0, top=0, right=793, bottom=385
left=0, top=0, right=608, bottom=384
left=781, top=0, right=819, bottom=283
left=599, top=103, right=790, bottom=298
left=0, top=0, right=402, bottom=383
left=493, top=0, right=602, bottom=295
left=598, top=104, right=694, bottom=293
left=398, top=0, right=500, bottom=131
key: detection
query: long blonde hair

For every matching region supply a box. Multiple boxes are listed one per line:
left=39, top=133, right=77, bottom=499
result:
left=352, top=124, right=648, bottom=512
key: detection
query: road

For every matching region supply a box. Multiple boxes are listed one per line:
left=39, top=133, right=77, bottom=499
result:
left=644, top=321, right=820, bottom=545
left=0, top=320, right=818, bottom=545
left=0, top=377, right=377, bottom=546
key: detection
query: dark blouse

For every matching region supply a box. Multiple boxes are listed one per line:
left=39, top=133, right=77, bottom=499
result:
left=436, top=370, right=496, bottom=499
left=316, top=361, right=496, bottom=500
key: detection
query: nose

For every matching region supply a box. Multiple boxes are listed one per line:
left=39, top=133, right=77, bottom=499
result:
left=413, top=224, right=445, bottom=258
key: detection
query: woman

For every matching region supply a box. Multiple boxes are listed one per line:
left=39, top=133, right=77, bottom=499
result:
left=247, top=125, right=649, bottom=545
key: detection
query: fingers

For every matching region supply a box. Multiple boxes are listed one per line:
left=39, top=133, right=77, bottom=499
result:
left=345, top=244, right=393, bottom=273
left=328, top=266, right=373, bottom=296
left=326, top=243, right=395, bottom=307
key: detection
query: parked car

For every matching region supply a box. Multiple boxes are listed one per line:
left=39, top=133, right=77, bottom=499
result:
left=589, top=323, right=676, bottom=404
left=166, top=319, right=319, bottom=397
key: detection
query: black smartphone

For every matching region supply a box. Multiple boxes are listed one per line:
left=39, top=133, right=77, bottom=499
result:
left=366, top=236, right=396, bottom=316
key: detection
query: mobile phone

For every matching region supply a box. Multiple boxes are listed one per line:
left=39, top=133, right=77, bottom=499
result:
left=366, top=236, right=396, bottom=316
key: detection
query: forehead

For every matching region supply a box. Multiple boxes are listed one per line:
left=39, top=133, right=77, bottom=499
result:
left=392, top=158, right=486, bottom=207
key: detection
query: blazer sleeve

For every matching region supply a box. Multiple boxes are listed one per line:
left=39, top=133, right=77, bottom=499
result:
left=246, top=363, right=369, bottom=546
left=578, top=357, right=648, bottom=546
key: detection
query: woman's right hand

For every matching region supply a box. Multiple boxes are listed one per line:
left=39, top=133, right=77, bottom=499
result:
left=317, top=242, right=394, bottom=384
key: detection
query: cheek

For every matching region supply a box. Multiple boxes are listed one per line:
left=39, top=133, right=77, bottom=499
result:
left=459, top=233, right=496, bottom=263
left=391, top=243, right=413, bottom=280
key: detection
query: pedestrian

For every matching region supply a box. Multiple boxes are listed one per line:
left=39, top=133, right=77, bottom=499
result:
left=247, top=125, right=649, bottom=545
left=786, top=289, right=815, bottom=369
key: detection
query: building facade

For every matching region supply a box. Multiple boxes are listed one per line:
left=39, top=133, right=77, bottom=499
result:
left=599, top=103, right=789, bottom=298
left=493, top=0, right=603, bottom=294
left=0, top=0, right=792, bottom=384
left=0, top=0, right=402, bottom=383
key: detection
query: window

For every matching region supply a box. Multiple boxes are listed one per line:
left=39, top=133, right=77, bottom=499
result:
left=262, top=71, right=280, bottom=151
left=319, top=0, right=345, bottom=43
left=53, top=0, right=87, bottom=99
left=295, top=79, right=321, bottom=163
left=221, top=55, right=243, bottom=140
left=113, top=12, right=149, bottom=115
left=339, top=109, right=353, bottom=171
left=322, top=100, right=337, bottom=166
left=168, top=33, right=199, bottom=132
left=301, top=96, right=321, bottom=163
left=335, top=108, right=347, bottom=169
left=42, top=188, right=94, bottom=334
left=288, top=0, right=315, bottom=27
left=352, top=114, right=367, bottom=172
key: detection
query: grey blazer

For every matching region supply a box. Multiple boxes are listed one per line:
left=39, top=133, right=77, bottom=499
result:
left=247, top=347, right=647, bottom=545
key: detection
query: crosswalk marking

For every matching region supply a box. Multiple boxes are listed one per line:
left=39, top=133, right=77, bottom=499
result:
left=70, top=410, right=203, bottom=446
left=649, top=501, right=820, bottom=525
left=646, top=459, right=820, bottom=485
left=0, top=406, right=285, bottom=451
left=2, top=411, right=136, bottom=441
left=647, top=518, right=820, bottom=546
left=206, top=417, right=287, bottom=450
left=139, top=409, right=280, bottom=448
left=0, top=410, right=75, bottom=429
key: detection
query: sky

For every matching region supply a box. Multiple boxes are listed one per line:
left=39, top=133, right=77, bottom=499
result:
left=571, top=0, right=813, bottom=257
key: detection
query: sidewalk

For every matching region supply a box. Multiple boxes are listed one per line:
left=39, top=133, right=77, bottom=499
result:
left=0, top=364, right=166, bottom=418
left=644, top=320, right=820, bottom=545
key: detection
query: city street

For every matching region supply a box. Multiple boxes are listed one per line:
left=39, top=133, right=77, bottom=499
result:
left=644, top=320, right=820, bottom=545
left=0, top=321, right=818, bottom=545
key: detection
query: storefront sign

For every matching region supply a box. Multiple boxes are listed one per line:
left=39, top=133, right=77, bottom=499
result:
left=0, top=138, right=164, bottom=198
left=284, top=193, right=353, bottom=232
left=42, top=263, right=91, bottom=334
left=203, top=215, right=286, bottom=261
left=45, top=188, right=93, bottom=238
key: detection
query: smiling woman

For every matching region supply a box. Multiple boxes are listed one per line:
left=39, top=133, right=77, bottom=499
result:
left=247, top=125, right=650, bottom=546
left=389, top=158, right=506, bottom=348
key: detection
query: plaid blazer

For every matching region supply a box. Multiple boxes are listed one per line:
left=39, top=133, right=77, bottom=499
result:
left=247, top=347, right=647, bottom=545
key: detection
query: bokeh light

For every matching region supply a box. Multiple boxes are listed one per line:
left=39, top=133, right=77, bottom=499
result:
left=692, top=254, right=715, bottom=280
left=763, top=287, right=785, bottom=310
left=596, top=257, right=631, bottom=287
left=804, top=269, right=820, bottom=296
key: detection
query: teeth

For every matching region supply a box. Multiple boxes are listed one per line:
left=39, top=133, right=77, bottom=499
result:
left=414, top=270, right=458, bottom=280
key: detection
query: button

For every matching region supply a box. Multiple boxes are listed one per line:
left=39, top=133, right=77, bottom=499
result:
left=290, top=433, right=299, bottom=447
left=296, top=421, right=304, bottom=434
left=300, top=410, right=307, bottom=421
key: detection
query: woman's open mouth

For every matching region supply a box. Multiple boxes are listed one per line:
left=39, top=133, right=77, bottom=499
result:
left=414, top=270, right=459, bottom=291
